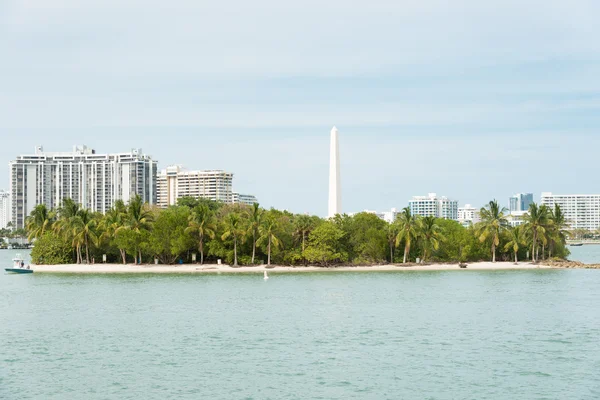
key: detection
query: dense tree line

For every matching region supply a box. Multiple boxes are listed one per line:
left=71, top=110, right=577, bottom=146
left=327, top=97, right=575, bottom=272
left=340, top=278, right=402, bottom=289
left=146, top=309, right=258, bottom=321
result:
left=26, top=197, right=570, bottom=266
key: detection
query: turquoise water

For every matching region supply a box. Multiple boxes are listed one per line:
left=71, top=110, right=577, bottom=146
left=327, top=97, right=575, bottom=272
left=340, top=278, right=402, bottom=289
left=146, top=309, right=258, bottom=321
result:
left=2, top=249, right=600, bottom=399
left=568, top=245, right=600, bottom=264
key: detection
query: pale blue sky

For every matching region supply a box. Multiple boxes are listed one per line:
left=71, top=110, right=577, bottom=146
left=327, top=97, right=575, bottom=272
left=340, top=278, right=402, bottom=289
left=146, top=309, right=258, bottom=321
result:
left=1, top=0, right=599, bottom=216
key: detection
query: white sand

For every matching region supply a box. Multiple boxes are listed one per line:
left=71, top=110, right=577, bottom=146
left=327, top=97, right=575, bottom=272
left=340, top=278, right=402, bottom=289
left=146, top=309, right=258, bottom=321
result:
left=30, top=261, right=557, bottom=274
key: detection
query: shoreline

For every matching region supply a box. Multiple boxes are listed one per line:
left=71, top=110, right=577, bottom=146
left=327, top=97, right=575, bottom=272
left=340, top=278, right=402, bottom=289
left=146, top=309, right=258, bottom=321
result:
left=28, top=261, right=560, bottom=274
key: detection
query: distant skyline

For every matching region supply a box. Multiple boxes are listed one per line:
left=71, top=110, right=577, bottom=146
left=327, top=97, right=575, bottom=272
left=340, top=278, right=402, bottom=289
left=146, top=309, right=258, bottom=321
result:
left=2, top=1, right=600, bottom=216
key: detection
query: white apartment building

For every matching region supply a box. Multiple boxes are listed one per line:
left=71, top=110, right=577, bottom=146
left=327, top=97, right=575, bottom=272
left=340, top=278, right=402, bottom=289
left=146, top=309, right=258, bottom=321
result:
left=157, top=165, right=233, bottom=207
left=233, top=193, right=258, bottom=206
left=541, top=192, right=600, bottom=231
left=457, top=204, right=480, bottom=226
left=507, top=211, right=528, bottom=227
left=10, top=146, right=157, bottom=229
left=0, top=191, right=10, bottom=229
left=409, top=193, right=458, bottom=220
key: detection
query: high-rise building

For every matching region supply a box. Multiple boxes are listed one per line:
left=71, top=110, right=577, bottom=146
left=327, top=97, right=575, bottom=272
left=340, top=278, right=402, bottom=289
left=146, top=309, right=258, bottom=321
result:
left=328, top=126, right=341, bottom=218
left=457, top=204, right=480, bottom=226
left=9, top=146, right=157, bottom=228
left=541, top=192, right=600, bottom=231
left=233, top=193, right=258, bottom=206
left=0, top=191, right=10, bottom=229
left=157, top=165, right=233, bottom=207
left=409, top=193, right=458, bottom=220
left=509, top=193, right=533, bottom=212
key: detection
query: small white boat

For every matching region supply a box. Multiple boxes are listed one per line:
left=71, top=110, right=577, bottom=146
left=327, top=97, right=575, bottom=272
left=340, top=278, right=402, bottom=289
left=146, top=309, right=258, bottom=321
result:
left=5, top=254, right=33, bottom=274
left=264, top=271, right=269, bottom=280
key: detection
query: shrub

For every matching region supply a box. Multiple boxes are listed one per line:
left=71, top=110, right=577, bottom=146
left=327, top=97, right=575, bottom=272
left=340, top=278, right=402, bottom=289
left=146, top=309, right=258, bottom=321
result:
left=31, top=233, right=73, bottom=265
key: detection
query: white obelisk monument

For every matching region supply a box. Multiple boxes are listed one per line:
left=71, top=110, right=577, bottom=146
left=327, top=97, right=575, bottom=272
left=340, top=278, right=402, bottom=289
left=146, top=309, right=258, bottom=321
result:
left=328, top=126, right=341, bottom=218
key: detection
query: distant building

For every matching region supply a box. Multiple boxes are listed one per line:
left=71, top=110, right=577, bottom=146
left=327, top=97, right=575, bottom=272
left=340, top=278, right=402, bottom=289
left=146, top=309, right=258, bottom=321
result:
left=507, top=211, right=528, bottom=227
left=457, top=204, right=480, bottom=227
left=409, top=193, right=458, bottom=220
left=349, top=208, right=399, bottom=224
left=157, top=165, right=233, bottom=207
left=541, top=192, right=600, bottom=231
left=0, top=191, right=10, bottom=229
left=233, top=193, right=258, bottom=206
left=9, top=146, right=157, bottom=229
left=509, top=193, right=533, bottom=212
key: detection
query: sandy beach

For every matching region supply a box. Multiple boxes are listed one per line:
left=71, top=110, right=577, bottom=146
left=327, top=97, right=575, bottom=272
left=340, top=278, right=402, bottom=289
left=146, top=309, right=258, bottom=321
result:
left=29, top=261, right=558, bottom=274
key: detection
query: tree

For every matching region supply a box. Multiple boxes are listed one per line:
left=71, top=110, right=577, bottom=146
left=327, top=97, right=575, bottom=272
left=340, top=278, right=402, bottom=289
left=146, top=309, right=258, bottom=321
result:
left=418, top=216, right=445, bottom=262
left=247, top=203, right=263, bottom=264
left=71, top=209, right=99, bottom=264
left=221, top=212, right=244, bottom=266
left=304, top=221, right=347, bottom=266
left=30, top=233, right=72, bottom=265
left=53, top=198, right=81, bottom=263
left=476, top=200, right=508, bottom=263
left=148, top=206, right=193, bottom=264
left=123, top=195, right=153, bottom=264
left=523, top=203, right=549, bottom=263
left=548, top=204, right=569, bottom=258
left=395, top=207, right=418, bottom=263
left=26, top=204, right=55, bottom=241
left=99, top=200, right=128, bottom=264
left=386, top=223, right=399, bottom=263
left=293, top=215, right=316, bottom=265
left=257, top=216, right=281, bottom=266
left=504, top=226, right=526, bottom=263
left=185, top=204, right=216, bottom=264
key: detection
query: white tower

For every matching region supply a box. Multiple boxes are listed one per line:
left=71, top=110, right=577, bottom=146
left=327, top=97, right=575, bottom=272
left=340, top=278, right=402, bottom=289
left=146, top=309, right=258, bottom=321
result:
left=328, top=126, right=341, bottom=218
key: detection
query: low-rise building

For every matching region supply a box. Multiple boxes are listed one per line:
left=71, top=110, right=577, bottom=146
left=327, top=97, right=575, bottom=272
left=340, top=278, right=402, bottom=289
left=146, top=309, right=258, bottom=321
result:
left=348, top=208, right=400, bottom=224
left=233, top=193, right=258, bottom=206
left=457, top=204, right=480, bottom=227
left=409, top=193, right=458, bottom=220
left=507, top=211, right=528, bottom=227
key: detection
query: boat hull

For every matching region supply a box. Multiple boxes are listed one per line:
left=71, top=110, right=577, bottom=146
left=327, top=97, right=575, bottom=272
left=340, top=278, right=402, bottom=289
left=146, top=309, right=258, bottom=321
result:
left=5, top=268, right=33, bottom=274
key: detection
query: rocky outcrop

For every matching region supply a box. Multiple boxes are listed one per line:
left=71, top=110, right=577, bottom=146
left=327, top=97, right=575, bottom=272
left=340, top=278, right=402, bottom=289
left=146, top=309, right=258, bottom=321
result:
left=542, top=259, right=600, bottom=269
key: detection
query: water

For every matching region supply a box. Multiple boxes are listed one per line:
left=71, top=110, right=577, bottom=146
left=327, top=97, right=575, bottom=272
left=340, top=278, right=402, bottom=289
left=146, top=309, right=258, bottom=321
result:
left=568, top=245, right=600, bottom=264
left=2, top=250, right=600, bottom=400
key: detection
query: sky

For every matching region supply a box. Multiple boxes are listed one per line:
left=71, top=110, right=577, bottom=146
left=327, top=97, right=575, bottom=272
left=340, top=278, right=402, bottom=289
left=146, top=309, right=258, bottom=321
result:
left=1, top=0, right=600, bottom=216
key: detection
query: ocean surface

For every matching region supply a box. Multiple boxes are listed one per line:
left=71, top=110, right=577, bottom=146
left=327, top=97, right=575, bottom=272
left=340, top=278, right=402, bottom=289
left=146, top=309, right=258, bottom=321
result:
left=2, top=249, right=600, bottom=400
left=568, top=244, right=600, bottom=264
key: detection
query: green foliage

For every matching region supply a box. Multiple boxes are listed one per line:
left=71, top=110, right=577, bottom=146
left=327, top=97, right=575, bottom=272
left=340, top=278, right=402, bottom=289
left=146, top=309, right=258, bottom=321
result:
left=304, top=221, right=348, bottom=266
left=31, top=233, right=73, bottom=265
left=148, top=206, right=194, bottom=264
left=25, top=196, right=572, bottom=267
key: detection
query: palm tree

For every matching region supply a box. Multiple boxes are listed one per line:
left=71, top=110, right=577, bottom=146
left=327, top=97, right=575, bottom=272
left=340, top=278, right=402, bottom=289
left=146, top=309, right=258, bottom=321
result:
left=53, top=198, right=81, bottom=262
left=99, top=200, right=128, bottom=264
left=476, top=200, right=508, bottom=263
left=418, top=216, right=444, bottom=262
left=71, top=209, right=99, bottom=264
left=547, top=204, right=569, bottom=258
left=385, top=222, right=399, bottom=264
left=221, top=212, right=244, bottom=267
left=185, top=204, right=216, bottom=265
left=523, top=203, right=549, bottom=263
left=293, top=215, right=314, bottom=265
left=247, top=203, right=263, bottom=264
left=26, top=204, right=54, bottom=241
left=124, top=195, right=153, bottom=264
left=504, top=226, right=526, bottom=264
left=395, top=207, right=418, bottom=263
left=257, top=216, right=281, bottom=266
